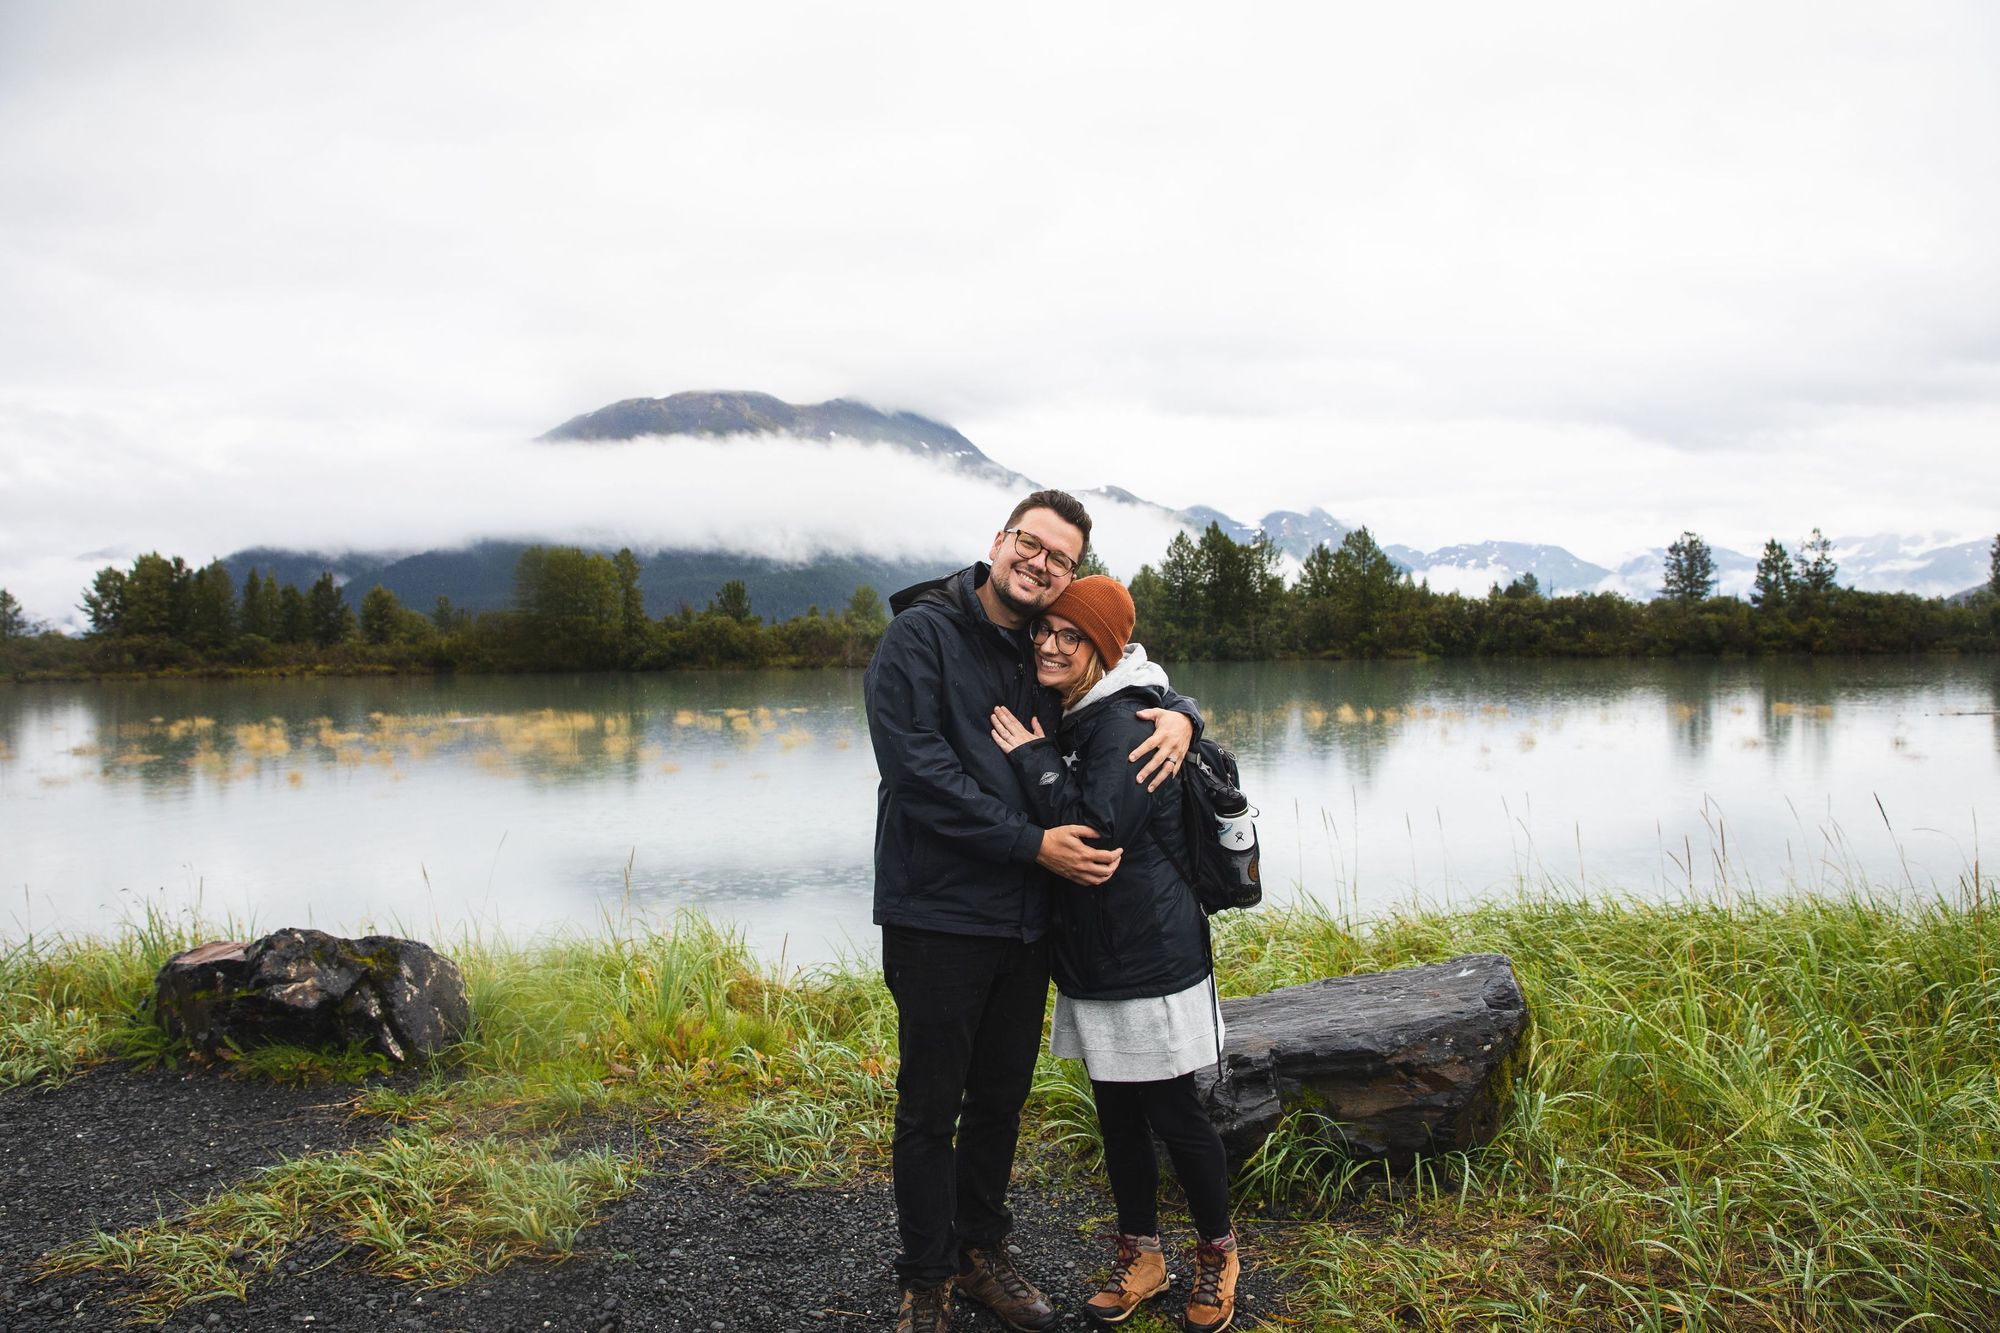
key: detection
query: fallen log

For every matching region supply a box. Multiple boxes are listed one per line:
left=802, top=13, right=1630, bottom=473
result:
left=1194, top=953, right=1530, bottom=1170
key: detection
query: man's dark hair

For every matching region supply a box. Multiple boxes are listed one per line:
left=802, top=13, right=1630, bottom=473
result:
left=1005, top=489, right=1093, bottom=553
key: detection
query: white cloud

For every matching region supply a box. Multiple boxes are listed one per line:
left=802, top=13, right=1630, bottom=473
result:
left=2, top=1, right=1998, bottom=616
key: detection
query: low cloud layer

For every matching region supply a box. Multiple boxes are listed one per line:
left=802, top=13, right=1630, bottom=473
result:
left=0, top=419, right=1194, bottom=626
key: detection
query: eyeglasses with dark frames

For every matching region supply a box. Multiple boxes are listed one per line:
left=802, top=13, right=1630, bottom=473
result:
left=1028, top=620, right=1088, bottom=655
left=1003, top=528, right=1080, bottom=578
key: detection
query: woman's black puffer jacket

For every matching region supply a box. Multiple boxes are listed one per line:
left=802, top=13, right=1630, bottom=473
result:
left=1005, top=678, right=1210, bottom=1001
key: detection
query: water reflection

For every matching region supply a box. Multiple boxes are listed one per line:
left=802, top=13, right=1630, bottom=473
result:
left=2, top=659, right=1994, bottom=964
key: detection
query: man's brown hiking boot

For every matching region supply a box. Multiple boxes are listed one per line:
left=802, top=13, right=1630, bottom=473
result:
left=1184, top=1233, right=1240, bottom=1332
left=895, top=1275, right=953, bottom=1333
left=1082, top=1232, right=1168, bottom=1324
left=958, top=1244, right=1058, bottom=1331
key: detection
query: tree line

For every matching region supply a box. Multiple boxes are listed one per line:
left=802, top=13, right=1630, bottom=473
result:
left=1127, top=526, right=2000, bottom=661
left=4, top=530, right=1998, bottom=676
left=0, top=548, right=887, bottom=675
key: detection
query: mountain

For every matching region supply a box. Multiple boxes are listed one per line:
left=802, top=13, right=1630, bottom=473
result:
left=1829, top=533, right=1990, bottom=598
left=540, top=390, right=1033, bottom=490
left=1402, top=542, right=1616, bottom=597
left=228, top=543, right=949, bottom=625
left=212, top=392, right=1990, bottom=616
left=1603, top=545, right=1761, bottom=600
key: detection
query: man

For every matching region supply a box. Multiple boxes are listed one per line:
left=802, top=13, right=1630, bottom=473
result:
left=865, top=489, right=1198, bottom=1332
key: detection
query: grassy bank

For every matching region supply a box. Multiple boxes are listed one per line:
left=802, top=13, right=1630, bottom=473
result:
left=5, top=889, right=1998, bottom=1329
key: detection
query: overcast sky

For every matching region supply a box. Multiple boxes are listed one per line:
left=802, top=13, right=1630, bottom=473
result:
left=3, top=1, right=1997, bottom=623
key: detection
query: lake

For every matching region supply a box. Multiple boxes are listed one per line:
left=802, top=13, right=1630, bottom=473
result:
left=3, top=659, right=1994, bottom=966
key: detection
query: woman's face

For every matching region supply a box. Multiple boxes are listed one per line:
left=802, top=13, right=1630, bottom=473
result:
left=1030, top=613, right=1094, bottom=689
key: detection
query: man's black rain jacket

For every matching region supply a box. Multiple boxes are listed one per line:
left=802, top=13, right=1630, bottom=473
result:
left=865, top=563, right=1199, bottom=942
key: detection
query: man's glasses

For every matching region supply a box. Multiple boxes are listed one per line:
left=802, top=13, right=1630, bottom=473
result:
left=1028, top=621, right=1088, bottom=655
left=1004, top=528, right=1080, bottom=578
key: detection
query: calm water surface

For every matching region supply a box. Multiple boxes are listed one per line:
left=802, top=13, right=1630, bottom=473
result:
left=2, top=660, right=1994, bottom=966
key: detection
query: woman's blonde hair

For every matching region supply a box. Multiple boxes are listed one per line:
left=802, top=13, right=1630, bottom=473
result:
left=1060, top=649, right=1106, bottom=712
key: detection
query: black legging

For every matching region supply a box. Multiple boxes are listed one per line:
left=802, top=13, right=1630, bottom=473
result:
left=1092, top=1073, right=1232, bottom=1241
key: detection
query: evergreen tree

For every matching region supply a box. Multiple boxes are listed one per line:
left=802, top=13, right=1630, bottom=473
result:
left=1502, top=572, right=1541, bottom=599
left=711, top=579, right=756, bottom=625
left=1795, top=528, right=1838, bottom=594
left=238, top=566, right=274, bottom=639
left=1661, top=532, right=1717, bottom=603
left=843, top=584, right=886, bottom=632
left=359, top=585, right=402, bottom=645
left=305, top=572, right=354, bottom=647
left=187, top=560, right=236, bottom=651
left=613, top=548, right=647, bottom=658
left=431, top=595, right=468, bottom=634
left=0, top=588, right=25, bottom=640
left=122, top=553, right=193, bottom=639
left=1988, top=533, right=1998, bottom=597
left=1075, top=548, right=1110, bottom=578
left=1751, top=539, right=1793, bottom=610
left=276, top=583, right=308, bottom=644
left=81, top=566, right=128, bottom=635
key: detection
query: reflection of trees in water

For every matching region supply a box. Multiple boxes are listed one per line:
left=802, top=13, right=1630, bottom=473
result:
left=51, top=666, right=872, bottom=798
left=1659, top=664, right=1718, bottom=759
left=1755, top=659, right=1842, bottom=763
left=1991, top=664, right=2000, bottom=755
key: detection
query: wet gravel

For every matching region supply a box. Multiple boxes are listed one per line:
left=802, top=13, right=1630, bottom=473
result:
left=2, top=1067, right=1301, bottom=1331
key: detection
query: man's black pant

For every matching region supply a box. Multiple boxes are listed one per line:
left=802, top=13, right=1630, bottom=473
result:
left=882, top=925, right=1051, bottom=1285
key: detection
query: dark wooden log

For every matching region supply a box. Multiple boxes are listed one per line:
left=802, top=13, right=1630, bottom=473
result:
left=1193, top=953, right=1529, bottom=1170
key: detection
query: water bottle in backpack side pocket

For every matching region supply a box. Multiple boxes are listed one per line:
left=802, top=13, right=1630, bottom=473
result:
left=1211, top=783, right=1262, bottom=910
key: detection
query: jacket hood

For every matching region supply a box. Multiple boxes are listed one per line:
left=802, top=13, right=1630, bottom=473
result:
left=1065, top=642, right=1171, bottom=717
left=889, top=563, right=984, bottom=624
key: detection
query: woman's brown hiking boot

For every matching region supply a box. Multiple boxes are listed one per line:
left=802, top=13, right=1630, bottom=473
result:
left=1184, top=1233, right=1240, bottom=1333
left=895, top=1276, right=953, bottom=1333
left=958, top=1244, right=1058, bottom=1331
left=1082, top=1232, right=1168, bottom=1324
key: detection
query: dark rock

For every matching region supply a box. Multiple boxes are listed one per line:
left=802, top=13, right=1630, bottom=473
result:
left=1194, top=953, right=1529, bottom=1170
left=153, top=928, right=469, bottom=1063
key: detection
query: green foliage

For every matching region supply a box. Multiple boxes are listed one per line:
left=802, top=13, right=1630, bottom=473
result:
left=276, top=582, right=307, bottom=644
left=358, top=584, right=401, bottom=645
left=15, top=891, right=2000, bottom=1328
left=1795, top=526, right=1839, bottom=594
left=1661, top=531, right=1716, bottom=602
left=304, top=572, right=354, bottom=647
left=1751, top=538, right=1793, bottom=610
left=1990, top=533, right=1999, bottom=597
left=513, top=545, right=623, bottom=669
left=237, top=566, right=274, bottom=639
left=186, top=560, right=236, bottom=651
left=0, top=587, right=27, bottom=640
left=44, top=1128, right=639, bottom=1319
left=710, top=578, right=756, bottom=624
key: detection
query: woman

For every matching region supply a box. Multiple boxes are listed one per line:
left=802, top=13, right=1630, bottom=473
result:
left=989, top=576, right=1240, bottom=1331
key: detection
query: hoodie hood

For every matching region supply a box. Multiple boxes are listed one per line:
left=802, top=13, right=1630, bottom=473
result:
left=1065, top=642, right=1171, bottom=717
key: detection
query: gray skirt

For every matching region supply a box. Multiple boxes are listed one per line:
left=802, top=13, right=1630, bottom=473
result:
left=1048, top=975, right=1224, bottom=1083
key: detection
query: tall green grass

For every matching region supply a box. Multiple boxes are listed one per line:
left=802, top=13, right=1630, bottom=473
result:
left=7, top=888, right=1997, bottom=1328
left=1215, top=888, right=2000, bottom=1329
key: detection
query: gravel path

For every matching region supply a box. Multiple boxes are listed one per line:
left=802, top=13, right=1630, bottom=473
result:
left=2, top=1068, right=1303, bottom=1332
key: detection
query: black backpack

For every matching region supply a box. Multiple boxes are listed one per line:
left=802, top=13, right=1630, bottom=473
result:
left=1151, top=739, right=1261, bottom=915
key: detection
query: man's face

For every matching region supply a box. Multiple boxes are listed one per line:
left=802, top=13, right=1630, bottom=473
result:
left=987, top=507, right=1085, bottom=617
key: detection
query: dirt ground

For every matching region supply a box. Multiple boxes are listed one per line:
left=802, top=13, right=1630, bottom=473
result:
left=1, top=1066, right=1303, bottom=1332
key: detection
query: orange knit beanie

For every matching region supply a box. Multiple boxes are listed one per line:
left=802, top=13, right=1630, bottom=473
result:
left=1046, top=576, right=1134, bottom=666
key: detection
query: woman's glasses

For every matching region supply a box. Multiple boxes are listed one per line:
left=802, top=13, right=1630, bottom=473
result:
left=1028, top=621, right=1087, bottom=655
left=1004, top=528, right=1079, bottom=577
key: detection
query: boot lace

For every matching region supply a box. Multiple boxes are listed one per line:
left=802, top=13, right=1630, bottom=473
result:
left=1191, top=1239, right=1230, bottom=1307
left=1096, top=1233, right=1143, bottom=1298
left=979, top=1246, right=1035, bottom=1302
left=900, top=1279, right=951, bottom=1331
